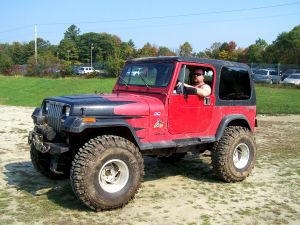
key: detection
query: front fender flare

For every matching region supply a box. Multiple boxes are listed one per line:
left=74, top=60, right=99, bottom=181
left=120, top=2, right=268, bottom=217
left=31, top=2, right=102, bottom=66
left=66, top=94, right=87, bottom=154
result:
left=63, top=116, right=142, bottom=147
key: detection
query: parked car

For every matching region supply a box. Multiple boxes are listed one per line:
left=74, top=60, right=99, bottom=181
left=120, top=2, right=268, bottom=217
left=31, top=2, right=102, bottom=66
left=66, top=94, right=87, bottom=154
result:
left=252, top=69, right=281, bottom=84
left=281, top=69, right=300, bottom=81
left=77, top=66, right=100, bottom=75
left=126, top=67, right=144, bottom=76
left=282, top=73, right=300, bottom=85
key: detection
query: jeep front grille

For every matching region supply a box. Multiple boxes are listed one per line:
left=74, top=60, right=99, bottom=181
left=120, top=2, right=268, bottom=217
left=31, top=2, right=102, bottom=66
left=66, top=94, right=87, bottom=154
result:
left=47, top=102, right=63, bottom=132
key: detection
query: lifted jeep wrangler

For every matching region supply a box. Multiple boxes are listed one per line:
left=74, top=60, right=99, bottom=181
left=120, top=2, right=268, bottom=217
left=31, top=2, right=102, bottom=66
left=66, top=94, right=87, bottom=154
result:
left=28, top=56, right=257, bottom=211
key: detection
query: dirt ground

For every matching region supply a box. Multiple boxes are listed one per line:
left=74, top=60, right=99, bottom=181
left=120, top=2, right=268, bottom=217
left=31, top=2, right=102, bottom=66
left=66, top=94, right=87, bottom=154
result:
left=0, top=105, right=299, bottom=225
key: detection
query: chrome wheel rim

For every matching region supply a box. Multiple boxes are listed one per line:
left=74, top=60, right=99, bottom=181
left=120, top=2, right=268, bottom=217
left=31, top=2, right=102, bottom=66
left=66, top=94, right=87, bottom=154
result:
left=99, top=159, right=129, bottom=193
left=233, top=143, right=250, bottom=169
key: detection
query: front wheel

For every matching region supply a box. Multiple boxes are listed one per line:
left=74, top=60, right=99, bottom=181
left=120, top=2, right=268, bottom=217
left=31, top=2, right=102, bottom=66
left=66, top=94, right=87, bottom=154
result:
left=30, top=144, right=70, bottom=179
left=211, top=126, right=256, bottom=182
left=70, top=135, right=144, bottom=211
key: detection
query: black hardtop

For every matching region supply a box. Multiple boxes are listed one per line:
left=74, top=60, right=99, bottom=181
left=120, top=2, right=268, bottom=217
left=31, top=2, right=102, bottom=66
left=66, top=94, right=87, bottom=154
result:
left=127, top=56, right=250, bottom=70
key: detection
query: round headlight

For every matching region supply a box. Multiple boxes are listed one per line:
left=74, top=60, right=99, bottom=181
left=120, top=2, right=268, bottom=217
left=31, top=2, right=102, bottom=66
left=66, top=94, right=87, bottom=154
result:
left=64, top=105, right=71, bottom=116
left=43, top=101, right=50, bottom=113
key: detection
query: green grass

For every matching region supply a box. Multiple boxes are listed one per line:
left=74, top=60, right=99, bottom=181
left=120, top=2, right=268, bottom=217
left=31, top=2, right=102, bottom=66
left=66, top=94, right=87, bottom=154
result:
left=0, top=76, right=299, bottom=114
left=0, top=76, right=115, bottom=107
left=255, top=84, right=300, bottom=114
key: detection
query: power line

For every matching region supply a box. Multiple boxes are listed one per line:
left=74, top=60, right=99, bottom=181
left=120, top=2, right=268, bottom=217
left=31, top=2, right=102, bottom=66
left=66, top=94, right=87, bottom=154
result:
left=2, top=12, right=298, bottom=43
left=26, top=12, right=298, bottom=46
left=0, top=25, right=32, bottom=34
left=0, top=2, right=298, bottom=33
left=35, top=1, right=300, bottom=26
left=93, top=12, right=300, bottom=30
left=0, top=2, right=299, bottom=37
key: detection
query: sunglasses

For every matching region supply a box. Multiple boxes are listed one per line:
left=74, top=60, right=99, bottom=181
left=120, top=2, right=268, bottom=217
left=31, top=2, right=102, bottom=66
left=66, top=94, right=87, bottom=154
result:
left=194, top=73, right=203, bottom=76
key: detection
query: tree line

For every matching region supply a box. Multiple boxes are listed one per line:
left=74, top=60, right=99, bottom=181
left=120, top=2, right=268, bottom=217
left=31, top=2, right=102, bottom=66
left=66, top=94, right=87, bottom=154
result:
left=0, top=24, right=299, bottom=77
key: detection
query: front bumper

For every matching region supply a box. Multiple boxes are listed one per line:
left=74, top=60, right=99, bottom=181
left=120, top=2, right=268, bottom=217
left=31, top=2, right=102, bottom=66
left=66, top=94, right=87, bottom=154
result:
left=28, top=131, right=69, bottom=154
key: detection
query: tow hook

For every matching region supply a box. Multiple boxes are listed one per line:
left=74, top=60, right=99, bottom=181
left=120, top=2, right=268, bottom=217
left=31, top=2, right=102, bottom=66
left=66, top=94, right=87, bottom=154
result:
left=50, top=155, right=64, bottom=175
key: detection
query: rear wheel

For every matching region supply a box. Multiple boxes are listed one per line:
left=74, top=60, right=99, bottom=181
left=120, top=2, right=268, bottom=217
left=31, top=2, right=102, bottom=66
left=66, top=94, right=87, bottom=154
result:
left=212, top=126, right=256, bottom=182
left=70, top=135, right=144, bottom=211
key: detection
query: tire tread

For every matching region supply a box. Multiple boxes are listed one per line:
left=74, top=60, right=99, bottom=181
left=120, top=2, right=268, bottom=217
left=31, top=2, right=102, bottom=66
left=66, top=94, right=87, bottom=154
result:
left=212, top=126, right=256, bottom=182
left=70, top=135, right=144, bottom=211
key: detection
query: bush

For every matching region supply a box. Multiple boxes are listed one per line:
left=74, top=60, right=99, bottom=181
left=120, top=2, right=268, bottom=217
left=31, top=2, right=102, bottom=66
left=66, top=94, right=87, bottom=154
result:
left=84, top=72, right=100, bottom=79
left=104, top=57, right=125, bottom=77
left=0, top=53, right=13, bottom=74
left=26, top=53, right=60, bottom=77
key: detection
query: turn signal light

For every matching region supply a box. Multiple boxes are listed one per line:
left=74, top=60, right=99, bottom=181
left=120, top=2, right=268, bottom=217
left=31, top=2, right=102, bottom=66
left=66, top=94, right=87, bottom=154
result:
left=82, top=117, right=96, bottom=123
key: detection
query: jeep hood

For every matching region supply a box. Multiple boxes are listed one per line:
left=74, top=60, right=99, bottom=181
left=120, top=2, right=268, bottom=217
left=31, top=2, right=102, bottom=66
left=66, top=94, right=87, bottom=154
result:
left=45, top=93, right=162, bottom=117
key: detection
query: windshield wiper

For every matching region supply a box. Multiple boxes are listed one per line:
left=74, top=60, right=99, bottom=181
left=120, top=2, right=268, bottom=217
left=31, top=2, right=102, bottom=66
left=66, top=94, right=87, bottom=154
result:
left=137, top=73, right=150, bottom=88
left=118, top=76, right=129, bottom=87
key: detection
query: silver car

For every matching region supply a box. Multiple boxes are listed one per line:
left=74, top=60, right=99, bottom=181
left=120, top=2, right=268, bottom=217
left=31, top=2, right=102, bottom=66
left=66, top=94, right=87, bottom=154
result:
left=253, top=69, right=281, bottom=84
left=281, top=69, right=300, bottom=81
left=282, top=73, right=300, bottom=85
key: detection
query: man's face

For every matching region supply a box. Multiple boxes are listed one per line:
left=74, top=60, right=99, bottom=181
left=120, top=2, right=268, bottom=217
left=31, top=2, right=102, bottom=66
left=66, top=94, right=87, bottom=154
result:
left=194, top=73, right=204, bottom=83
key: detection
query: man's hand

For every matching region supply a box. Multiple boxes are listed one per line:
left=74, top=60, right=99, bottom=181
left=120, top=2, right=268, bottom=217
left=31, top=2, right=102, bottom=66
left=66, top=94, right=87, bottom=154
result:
left=176, top=81, right=183, bottom=87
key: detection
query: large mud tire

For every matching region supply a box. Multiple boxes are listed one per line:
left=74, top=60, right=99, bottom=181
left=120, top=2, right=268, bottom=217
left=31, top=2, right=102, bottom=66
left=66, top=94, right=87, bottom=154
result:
left=212, top=126, right=256, bottom=182
left=30, top=144, right=70, bottom=179
left=70, top=135, right=144, bottom=211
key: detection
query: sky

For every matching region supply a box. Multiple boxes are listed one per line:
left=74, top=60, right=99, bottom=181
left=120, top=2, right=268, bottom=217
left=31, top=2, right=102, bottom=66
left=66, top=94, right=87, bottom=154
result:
left=0, top=0, right=299, bottom=52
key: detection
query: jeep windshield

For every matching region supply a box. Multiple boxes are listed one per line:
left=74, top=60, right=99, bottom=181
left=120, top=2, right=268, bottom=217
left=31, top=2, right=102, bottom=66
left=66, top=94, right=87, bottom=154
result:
left=118, top=62, right=174, bottom=87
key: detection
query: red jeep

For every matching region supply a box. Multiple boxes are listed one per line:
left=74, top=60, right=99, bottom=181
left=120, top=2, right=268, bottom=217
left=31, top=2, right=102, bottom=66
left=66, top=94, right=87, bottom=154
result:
left=29, top=56, right=257, bottom=211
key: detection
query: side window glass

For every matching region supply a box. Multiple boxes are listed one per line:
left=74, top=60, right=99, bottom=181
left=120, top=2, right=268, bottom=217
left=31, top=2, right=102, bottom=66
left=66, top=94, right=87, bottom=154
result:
left=174, top=65, right=190, bottom=94
left=219, top=66, right=251, bottom=100
left=178, top=65, right=190, bottom=83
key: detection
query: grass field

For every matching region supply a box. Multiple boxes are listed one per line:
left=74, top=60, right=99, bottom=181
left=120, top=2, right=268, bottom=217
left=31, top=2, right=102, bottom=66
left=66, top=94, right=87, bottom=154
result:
left=0, top=76, right=113, bottom=107
left=0, top=75, right=299, bottom=114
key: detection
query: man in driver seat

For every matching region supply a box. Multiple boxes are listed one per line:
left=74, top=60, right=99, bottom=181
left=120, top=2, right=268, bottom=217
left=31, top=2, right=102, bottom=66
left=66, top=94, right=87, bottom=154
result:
left=180, top=69, right=211, bottom=97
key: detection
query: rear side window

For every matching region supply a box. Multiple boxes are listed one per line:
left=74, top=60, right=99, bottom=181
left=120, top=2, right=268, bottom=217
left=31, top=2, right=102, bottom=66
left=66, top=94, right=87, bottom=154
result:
left=219, top=66, right=251, bottom=100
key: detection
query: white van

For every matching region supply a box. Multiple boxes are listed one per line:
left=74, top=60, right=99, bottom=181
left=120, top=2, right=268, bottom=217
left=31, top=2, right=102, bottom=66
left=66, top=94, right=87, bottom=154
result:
left=77, top=67, right=99, bottom=75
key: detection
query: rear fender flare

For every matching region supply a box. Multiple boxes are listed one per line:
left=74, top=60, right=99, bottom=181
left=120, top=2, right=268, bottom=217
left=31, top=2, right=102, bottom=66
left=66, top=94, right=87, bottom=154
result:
left=215, top=115, right=251, bottom=141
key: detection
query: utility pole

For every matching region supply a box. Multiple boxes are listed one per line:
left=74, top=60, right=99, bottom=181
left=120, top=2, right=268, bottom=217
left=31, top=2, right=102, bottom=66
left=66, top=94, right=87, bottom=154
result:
left=67, top=50, right=70, bottom=61
left=34, top=24, right=37, bottom=64
left=90, top=43, right=94, bottom=68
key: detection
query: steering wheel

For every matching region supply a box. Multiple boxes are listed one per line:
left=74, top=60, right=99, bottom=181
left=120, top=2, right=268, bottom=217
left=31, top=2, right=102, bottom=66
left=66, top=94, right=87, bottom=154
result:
left=175, top=80, right=184, bottom=94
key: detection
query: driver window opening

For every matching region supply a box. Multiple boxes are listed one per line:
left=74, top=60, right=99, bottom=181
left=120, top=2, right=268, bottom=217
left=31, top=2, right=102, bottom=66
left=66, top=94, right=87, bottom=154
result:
left=175, top=65, right=214, bottom=95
